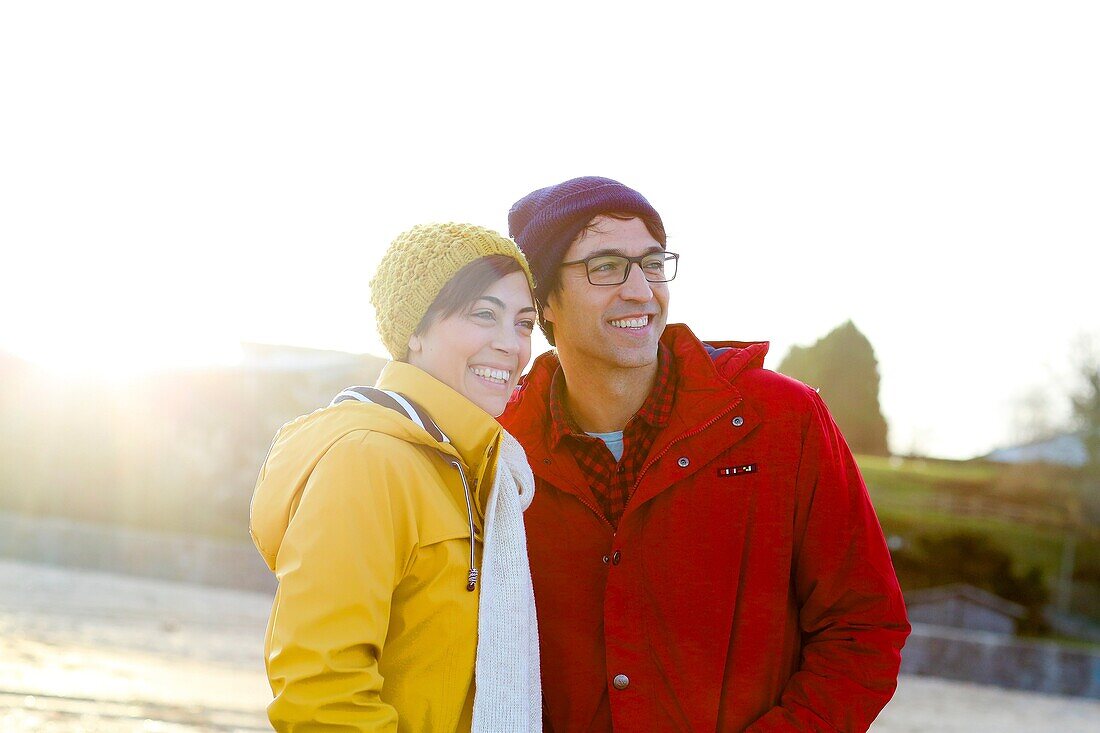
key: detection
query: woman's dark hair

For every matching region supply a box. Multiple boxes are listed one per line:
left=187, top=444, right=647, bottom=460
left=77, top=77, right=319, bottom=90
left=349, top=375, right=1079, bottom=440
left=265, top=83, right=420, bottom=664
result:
left=412, top=254, right=530, bottom=338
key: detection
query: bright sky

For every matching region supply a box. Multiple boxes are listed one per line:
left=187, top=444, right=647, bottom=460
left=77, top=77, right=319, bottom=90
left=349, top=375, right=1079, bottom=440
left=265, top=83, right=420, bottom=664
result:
left=2, top=2, right=1098, bottom=459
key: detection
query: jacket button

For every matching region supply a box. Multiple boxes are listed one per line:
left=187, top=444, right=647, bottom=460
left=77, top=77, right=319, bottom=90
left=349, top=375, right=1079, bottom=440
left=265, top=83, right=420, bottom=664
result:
left=612, top=674, right=630, bottom=690
left=602, top=554, right=610, bottom=564
left=612, top=550, right=621, bottom=565
left=677, top=456, right=690, bottom=468
left=732, top=416, right=744, bottom=427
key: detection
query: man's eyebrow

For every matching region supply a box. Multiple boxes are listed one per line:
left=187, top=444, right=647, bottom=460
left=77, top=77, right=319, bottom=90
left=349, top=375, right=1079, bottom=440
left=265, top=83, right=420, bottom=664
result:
left=585, top=245, right=664, bottom=258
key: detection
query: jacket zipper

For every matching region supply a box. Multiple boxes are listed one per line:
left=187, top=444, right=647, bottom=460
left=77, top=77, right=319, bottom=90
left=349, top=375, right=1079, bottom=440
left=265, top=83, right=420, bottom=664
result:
left=573, top=485, right=617, bottom=533
left=629, top=400, right=742, bottom=498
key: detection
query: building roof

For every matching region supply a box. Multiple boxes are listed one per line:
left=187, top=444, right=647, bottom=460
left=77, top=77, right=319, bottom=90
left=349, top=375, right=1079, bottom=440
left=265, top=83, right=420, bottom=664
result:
left=905, top=583, right=1027, bottom=619
left=985, top=432, right=1086, bottom=467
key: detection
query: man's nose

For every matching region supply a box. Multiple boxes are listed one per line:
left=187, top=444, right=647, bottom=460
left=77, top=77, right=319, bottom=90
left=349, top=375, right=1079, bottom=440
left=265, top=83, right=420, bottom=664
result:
left=619, top=262, right=655, bottom=301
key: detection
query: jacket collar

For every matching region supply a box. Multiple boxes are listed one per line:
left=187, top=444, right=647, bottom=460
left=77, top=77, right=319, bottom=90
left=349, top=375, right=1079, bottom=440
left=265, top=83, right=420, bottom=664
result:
left=502, top=324, right=769, bottom=493
left=545, top=343, right=676, bottom=450
left=376, top=361, right=501, bottom=477
left=508, top=324, right=765, bottom=433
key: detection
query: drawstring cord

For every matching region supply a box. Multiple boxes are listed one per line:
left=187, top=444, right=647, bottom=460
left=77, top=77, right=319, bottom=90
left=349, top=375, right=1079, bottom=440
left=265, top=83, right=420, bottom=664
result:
left=449, top=459, right=480, bottom=592
left=333, top=386, right=478, bottom=592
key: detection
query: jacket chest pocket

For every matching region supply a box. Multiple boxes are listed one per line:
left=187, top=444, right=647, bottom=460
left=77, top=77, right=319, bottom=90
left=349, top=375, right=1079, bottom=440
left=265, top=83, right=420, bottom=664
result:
left=705, top=425, right=800, bottom=498
left=409, top=487, right=481, bottom=590
left=418, top=512, right=479, bottom=548
left=415, top=465, right=483, bottom=548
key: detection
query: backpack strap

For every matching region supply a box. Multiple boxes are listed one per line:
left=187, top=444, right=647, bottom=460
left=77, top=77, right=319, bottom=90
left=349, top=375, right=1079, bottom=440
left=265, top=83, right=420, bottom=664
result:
left=331, top=386, right=451, bottom=445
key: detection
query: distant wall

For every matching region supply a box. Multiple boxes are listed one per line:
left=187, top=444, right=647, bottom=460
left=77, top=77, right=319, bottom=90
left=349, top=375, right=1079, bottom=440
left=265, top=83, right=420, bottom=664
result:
left=903, top=623, right=1100, bottom=698
left=0, top=511, right=274, bottom=594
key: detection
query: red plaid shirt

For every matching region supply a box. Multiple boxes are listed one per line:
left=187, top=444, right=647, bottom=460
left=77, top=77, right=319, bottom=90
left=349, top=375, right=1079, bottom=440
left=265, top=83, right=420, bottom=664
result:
left=547, top=345, right=676, bottom=528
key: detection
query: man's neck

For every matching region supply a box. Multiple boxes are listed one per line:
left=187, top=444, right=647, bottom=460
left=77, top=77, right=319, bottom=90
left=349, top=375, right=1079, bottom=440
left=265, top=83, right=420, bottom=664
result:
left=556, top=350, right=659, bottom=433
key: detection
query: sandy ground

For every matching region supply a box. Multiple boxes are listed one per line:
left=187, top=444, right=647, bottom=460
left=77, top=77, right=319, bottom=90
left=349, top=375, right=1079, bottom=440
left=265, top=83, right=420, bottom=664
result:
left=1, top=558, right=1098, bottom=732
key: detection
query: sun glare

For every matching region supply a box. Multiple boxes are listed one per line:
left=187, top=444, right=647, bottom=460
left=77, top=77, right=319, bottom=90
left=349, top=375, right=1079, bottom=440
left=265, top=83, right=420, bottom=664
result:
left=8, top=334, right=245, bottom=381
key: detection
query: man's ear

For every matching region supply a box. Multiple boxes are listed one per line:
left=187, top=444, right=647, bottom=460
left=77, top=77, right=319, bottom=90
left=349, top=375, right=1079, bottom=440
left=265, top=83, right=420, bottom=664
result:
left=541, top=295, right=557, bottom=326
left=407, top=333, right=423, bottom=355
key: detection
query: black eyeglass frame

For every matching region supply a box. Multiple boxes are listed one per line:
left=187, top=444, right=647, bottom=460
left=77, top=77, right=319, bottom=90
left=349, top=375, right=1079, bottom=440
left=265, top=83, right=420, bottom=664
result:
left=559, top=251, right=680, bottom=286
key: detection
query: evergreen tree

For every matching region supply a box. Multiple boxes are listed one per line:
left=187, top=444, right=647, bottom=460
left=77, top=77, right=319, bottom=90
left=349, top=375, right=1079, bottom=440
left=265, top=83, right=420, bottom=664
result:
left=779, top=320, right=890, bottom=456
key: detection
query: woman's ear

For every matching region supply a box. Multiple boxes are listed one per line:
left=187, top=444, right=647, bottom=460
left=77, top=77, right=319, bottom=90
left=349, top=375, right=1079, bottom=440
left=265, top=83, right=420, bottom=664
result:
left=407, top=333, right=422, bottom=356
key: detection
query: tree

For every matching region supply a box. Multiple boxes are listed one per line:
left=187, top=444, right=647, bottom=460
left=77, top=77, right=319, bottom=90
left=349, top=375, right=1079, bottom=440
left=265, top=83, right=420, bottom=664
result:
left=1069, top=333, right=1100, bottom=551
left=778, top=320, right=890, bottom=456
left=1071, top=334, right=1100, bottom=474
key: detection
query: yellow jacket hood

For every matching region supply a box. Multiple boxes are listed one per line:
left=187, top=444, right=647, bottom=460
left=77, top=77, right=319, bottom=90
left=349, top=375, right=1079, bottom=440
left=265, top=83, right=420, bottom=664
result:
left=250, top=360, right=501, bottom=572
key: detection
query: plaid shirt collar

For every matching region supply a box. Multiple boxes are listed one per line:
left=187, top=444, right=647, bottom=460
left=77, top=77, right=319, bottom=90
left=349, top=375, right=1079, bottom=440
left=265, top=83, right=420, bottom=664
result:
left=548, top=343, right=675, bottom=447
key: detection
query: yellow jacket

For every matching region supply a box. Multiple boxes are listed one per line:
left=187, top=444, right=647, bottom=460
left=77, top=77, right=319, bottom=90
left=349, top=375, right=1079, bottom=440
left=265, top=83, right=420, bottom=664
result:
left=250, top=361, right=502, bottom=732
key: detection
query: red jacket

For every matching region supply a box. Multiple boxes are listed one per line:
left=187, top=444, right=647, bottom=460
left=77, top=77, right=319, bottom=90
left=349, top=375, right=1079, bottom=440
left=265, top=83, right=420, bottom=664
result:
left=500, top=325, right=909, bottom=732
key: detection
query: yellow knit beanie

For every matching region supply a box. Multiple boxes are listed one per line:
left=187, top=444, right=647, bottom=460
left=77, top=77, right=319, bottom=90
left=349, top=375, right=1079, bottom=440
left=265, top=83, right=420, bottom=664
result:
left=370, top=223, right=536, bottom=360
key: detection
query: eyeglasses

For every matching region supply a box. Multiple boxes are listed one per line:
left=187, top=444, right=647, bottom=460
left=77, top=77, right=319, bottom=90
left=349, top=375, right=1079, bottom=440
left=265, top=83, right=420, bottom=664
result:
left=560, top=251, right=679, bottom=286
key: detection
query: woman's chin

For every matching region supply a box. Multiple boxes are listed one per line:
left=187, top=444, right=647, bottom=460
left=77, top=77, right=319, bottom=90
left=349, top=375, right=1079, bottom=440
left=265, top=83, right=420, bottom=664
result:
left=463, top=391, right=506, bottom=418
left=459, top=375, right=511, bottom=417
left=481, top=396, right=508, bottom=418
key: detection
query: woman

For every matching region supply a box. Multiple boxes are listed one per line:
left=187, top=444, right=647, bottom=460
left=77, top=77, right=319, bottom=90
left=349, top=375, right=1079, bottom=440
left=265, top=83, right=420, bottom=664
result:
left=250, top=223, right=541, bottom=731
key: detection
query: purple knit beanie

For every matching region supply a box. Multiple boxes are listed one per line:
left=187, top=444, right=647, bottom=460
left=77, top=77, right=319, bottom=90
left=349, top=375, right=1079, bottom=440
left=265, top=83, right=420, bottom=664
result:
left=507, top=176, right=666, bottom=305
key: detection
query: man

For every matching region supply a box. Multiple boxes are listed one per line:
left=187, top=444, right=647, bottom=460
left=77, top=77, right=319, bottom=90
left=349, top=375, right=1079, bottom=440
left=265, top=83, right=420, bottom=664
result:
left=499, top=176, right=910, bottom=732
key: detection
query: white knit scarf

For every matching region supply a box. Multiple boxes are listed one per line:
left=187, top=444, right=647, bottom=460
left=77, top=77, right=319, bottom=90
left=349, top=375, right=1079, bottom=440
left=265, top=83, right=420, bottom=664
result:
left=472, top=429, right=542, bottom=732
